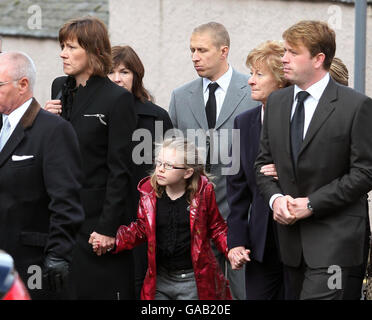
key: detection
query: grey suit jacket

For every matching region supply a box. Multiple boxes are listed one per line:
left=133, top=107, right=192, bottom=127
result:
left=169, top=69, right=258, bottom=219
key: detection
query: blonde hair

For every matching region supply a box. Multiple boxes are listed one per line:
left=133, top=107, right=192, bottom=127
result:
left=329, top=57, right=349, bottom=86
left=193, top=22, right=230, bottom=48
left=246, top=40, right=289, bottom=88
left=282, top=20, right=336, bottom=70
left=150, top=137, right=208, bottom=202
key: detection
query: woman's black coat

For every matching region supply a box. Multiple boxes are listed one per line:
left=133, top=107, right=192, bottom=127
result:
left=51, top=75, right=137, bottom=299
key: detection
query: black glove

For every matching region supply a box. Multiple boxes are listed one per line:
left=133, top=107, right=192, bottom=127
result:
left=43, top=255, right=69, bottom=292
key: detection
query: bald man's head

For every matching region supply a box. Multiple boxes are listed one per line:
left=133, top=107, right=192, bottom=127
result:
left=0, top=51, right=36, bottom=92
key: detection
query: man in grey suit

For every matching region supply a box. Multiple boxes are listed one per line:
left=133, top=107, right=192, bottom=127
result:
left=169, top=22, right=257, bottom=299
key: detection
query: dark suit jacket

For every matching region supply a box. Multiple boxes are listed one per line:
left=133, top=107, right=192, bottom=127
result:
left=52, top=76, right=137, bottom=237
left=226, top=106, right=273, bottom=263
left=131, top=97, right=173, bottom=216
left=0, top=99, right=84, bottom=284
left=255, top=78, right=372, bottom=268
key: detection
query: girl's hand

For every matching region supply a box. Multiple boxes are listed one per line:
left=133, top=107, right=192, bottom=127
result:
left=89, top=232, right=115, bottom=256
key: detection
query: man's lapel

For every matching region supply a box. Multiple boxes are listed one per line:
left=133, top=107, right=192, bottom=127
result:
left=188, top=78, right=209, bottom=130
left=280, top=87, right=294, bottom=157
left=0, top=98, right=40, bottom=168
left=215, top=70, right=247, bottom=129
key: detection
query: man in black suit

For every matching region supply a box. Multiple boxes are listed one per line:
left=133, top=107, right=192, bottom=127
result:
left=0, top=52, right=84, bottom=299
left=255, top=20, right=372, bottom=299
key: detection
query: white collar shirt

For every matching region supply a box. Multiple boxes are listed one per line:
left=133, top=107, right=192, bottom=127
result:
left=291, top=73, right=330, bottom=139
left=203, top=65, right=233, bottom=121
left=5, top=98, right=33, bottom=136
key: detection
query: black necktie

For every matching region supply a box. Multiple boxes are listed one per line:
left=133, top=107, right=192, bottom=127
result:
left=290, top=91, right=310, bottom=165
left=206, top=82, right=219, bottom=129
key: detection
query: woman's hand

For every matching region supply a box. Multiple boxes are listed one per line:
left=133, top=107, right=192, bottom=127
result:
left=228, top=246, right=250, bottom=270
left=89, top=232, right=115, bottom=256
left=44, top=100, right=62, bottom=115
left=260, top=163, right=278, bottom=180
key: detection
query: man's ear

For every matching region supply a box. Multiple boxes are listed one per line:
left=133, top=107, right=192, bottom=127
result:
left=184, top=167, right=194, bottom=180
left=313, top=52, right=326, bottom=70
left=17, top=77, right=30, bottom=94
left=221, top=46, right=229, bottom=59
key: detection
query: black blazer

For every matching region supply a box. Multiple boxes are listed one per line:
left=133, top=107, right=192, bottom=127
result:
left=52, top=76, right=137, bottom=237
left=255, top=78, right=372, bottom=268
left=226, top=106, right=273, bottom=263
left=131, top=98, right=173, bottom=215
left=0, top=99, right=84, bottom=281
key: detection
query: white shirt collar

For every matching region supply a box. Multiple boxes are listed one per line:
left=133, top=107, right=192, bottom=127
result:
left=293, top=73, right=330, bottom=102
left=7, top=98, right=33, bottom=129
left=203, top=64, right=233, bottom=93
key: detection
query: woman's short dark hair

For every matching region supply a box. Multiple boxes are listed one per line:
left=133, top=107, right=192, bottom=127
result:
left=111, top=45, right=152, bottom=102
left=59, top=16, right=112, bottom=77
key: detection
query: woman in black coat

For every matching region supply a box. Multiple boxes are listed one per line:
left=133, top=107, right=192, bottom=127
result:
left=45, top=17, right=136, bottom=299
left=108, top=45, right=173, bottom=298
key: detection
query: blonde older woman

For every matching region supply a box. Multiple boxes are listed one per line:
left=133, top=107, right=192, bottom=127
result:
left=226, top=41, right=291, bottom=299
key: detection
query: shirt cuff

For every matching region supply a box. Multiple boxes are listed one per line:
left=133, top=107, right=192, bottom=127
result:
left=269, top=194, right=284, bottom=210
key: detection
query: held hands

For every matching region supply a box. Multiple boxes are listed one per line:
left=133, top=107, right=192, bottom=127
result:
left=44, top=100, right=62, bottom=115
left=88, top=231, right=115, bottom=256
left=272, top=196, right=313, bottom=226
left=228, top=246, right=251, bottom=270
left=260, top=164, right=313, bottom=225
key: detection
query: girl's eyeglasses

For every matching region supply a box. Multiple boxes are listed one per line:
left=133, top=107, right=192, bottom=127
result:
left=155, top=160, right=186, bottom=170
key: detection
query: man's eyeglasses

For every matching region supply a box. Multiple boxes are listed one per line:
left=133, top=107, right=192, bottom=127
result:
left=0, top=79, right=18, bottom=87
left=0, top=81, right=11, bottom=87
left=155, top=160, right=186, bottom=170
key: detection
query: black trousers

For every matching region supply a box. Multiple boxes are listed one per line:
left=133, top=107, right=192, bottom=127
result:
left=245, top=217, right=291, bottom=300
left=285, top=222, right=370, bottom=300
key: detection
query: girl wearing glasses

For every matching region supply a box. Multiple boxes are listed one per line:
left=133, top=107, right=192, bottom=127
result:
left=93, top=137, right=231, bottom=300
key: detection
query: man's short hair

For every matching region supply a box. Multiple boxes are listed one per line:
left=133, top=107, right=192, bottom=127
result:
left=193, top=22, right=230, bottom=48
left=3, top=52, right=36, bottom=91
left=282, top=20, right=336, bottom=70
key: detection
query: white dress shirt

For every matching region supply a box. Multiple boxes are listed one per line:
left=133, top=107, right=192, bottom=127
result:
left=4, top=98, right=33, bottom=137
left=202, top=65, right=233, bottom=121
left=269, top=73, right=330, bottom=209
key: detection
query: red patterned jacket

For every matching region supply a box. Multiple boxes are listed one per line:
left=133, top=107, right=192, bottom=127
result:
left=114, top=175, right=231, bottom=300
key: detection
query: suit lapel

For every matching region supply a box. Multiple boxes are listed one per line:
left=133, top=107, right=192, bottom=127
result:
left=188, top=79, right=209, bottom=130
left=298, top=79, right=337, bottom=157
left=281, top=88, right=294, bottom=156
left=0, top=98, right=40, bottom=168
left=215, top=70, right=247, bottom=129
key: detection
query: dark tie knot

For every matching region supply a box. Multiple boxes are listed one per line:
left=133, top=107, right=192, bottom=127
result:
left=296, top=91, right=310, bottom=104
left=208, top=82, right=219, bottom=94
